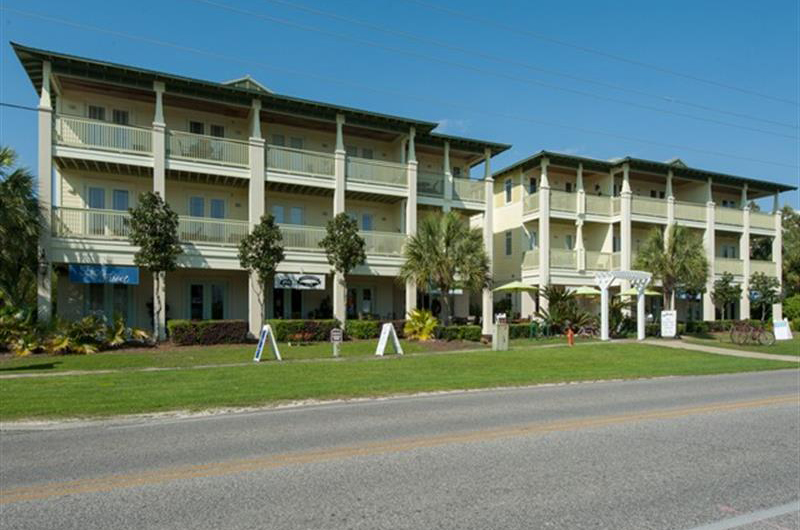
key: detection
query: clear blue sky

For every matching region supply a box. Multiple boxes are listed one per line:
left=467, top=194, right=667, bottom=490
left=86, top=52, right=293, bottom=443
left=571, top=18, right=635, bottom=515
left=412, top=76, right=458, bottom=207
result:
left=1, top=0, right=798, bottom=208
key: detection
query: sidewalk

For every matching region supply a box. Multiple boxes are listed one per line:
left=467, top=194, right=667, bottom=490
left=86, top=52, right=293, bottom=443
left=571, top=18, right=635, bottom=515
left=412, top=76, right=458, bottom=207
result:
left=651, top=339, right=800, bottom=363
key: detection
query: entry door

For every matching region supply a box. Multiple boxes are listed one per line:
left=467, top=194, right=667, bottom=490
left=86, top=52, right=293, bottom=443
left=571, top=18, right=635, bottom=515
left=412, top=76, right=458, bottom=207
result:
left=189, top=282, right=226, bottom=320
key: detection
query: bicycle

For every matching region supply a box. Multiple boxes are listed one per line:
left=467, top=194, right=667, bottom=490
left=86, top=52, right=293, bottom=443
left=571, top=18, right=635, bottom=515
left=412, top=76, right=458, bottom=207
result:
left=576, top=324, right=599, bottom=339
left=729, top=321, right=775, bottom=346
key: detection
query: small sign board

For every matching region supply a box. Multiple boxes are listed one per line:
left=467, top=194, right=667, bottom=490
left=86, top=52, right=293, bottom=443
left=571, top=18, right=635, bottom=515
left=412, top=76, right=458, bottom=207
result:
left=774, top=319, right=793, bottom=341
left=492, top=323, right=509, bottom=351
left=375, top=323, right=403, bottom=356
left=274, top=273, right=325, bottom=290
left=330, top=328, right=343, bottom=343
left=253, top=324, right=281, bottom=362
left=661, top=310, right=677, bottom=338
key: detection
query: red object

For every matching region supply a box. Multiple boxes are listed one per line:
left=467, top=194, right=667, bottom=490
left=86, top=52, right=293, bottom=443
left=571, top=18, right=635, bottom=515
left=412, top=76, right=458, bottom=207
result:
left=567, top=328, right=575, bottom=346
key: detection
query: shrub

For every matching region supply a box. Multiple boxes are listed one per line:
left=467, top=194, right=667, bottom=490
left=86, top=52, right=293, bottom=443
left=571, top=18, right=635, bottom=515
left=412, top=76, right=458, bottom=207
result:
left=266, top=319, right=339, bottom=342
left=168, top=320, right=248, bottom=346
left=346, top=320, right=380, bottom=340
left=436, top=325, right=482, bottom=342
left=784, top=294, right=800, bottom=322
left=404, top=310, right=438, bottom=341
left=509, top=323, right=533, bottom=339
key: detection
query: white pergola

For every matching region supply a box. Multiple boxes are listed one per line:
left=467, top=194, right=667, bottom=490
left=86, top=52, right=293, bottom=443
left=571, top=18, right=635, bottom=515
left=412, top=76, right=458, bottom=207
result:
left=595, top=271, right=652, bottom=341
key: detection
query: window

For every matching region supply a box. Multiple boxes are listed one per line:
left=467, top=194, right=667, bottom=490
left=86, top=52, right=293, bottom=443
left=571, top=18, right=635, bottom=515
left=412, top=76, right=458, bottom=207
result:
left=290, top=207, right=304, bottom=225
left=504, top=178, right=513, bottom=204
left=272, top=205, right=285, bottom=224
left=452, top=167, right=462, bottom=178
left=112, top=190, right=129, bottom=211
left=362, top=288, right=372, bottom=314
left=345, top=145, right=358, bottom=157
left=88, top=284, right=105, bottom=313
left=650, top=190, right=657, bottom=198
left=528, top=178, right=537, bottom=194
left=722, top=245, right=738, bottom=259
left=190, top=284, right=204, bottom=320
left=112, top=109, right=129, bottom=125
left=189, top=197, right=205, bottom=217
left=565, top=235, right=574, bottom=250
left=189, top=121, right=205, bottom=135
left=289, top=137, right=304, bottom=149
left=87, top=187, right=105, bottom=235
left=361, top=148, right=373, bottom=159
left=565, top=182, right=573, bottom=193
left=362, top=214, right=374, bottom=231
left=88, top=105, right=105, bottom=121
left=210, top=125, right=225, bottom=138
left=271, top=134, right=285, bottom=147
left=88, top=187, right=105, bottom=209
left=659, top=191, right=666, bottom=199
left=210, top=199, right=225, bottom=219
left=190, top=282, right=226, bottom=320
left=613, top=236, right=621, bottom=253
left=112, top=284, right=130, bottom=322
left=529, top=231, right=537, bottom=250
left=211, top=285, right=224, bottom=320
left=505, top=231, right=512, bottom=256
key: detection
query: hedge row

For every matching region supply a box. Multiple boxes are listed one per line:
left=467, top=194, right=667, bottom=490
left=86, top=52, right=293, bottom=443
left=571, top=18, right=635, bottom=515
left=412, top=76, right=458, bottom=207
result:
left=345, top=320, right=406, bottom=340
left=265, top=320, right=339, bottom=342
left=167, top=320, right=249, bottom=346
left=435, top=325, right=482, bottom=342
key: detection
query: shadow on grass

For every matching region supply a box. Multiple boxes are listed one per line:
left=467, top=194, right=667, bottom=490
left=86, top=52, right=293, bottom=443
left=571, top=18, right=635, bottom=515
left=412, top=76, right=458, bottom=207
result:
left=0, top=362, right=61, bottom=372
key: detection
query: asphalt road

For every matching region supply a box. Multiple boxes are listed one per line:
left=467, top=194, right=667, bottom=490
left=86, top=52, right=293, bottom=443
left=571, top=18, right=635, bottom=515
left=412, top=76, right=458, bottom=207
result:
left=1, top=370, right=799, bottom=530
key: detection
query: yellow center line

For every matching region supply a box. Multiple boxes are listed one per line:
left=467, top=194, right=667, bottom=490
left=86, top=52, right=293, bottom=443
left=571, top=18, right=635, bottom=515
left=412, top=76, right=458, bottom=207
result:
left=2, top=395, right=797, bottom=505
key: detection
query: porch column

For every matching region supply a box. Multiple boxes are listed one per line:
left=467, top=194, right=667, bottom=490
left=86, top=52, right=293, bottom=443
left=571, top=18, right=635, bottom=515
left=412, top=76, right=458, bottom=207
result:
left=443, top=140, right=453, bottom=212
left=772, top=193, right=783, bottom=320
left=620, top=164, right=632, bottom=297
left=481, top=148, right=495, bottom=335
left=703, top=177, right=716, bottom=321
left=248, top=99, right=266, bottom=338
left=665, top=169, right=675, bottom=246
left=405, top=127, right=418, bottom=316
left=37, top=60, right=53, bottom=323
left=333, top=113, right=347, bottom=324
left=740, top=184, right=751, bottom=319
left=575, top=163, right=585, bottom=271
left=152, top=81, right=166, bottom=197
left=538, top=157, right=551, bottom=312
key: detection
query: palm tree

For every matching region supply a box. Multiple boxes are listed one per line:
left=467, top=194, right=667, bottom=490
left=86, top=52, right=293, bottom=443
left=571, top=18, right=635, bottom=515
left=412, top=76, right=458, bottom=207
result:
left=0, top=146, right=42, bottom=310
left=399, top=211, right=490, bottom=323
left=634, top=225, right=708, bottom=310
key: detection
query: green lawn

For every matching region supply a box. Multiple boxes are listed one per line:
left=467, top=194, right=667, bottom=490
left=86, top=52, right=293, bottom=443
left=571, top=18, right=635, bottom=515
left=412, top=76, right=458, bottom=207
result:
left=683, top=334, right=800, bottom=356
left=0, top=342, right=795, bottom=420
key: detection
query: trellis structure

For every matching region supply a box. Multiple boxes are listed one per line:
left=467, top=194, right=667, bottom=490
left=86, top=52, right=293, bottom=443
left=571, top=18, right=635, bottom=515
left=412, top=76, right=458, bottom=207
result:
left=594, top=271, right=652, bottom=341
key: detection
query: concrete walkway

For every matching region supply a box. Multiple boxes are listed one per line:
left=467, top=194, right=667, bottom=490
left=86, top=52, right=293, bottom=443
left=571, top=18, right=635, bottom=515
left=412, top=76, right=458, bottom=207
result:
left=651, top=339, right=800, bottom=363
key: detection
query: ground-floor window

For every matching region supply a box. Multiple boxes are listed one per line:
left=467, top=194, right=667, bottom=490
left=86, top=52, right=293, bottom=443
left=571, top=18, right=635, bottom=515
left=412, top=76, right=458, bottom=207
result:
left=188, top=282, right=226, bottom=320
left=84, top=283, right=132, bottom=323
left=347, top=286, right=374, bottom=319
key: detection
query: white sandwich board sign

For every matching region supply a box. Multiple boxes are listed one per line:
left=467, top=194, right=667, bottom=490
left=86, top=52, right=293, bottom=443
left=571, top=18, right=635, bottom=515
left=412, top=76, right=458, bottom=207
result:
left=661, top=310, right=677, bottom=338
left=375, top=323, right=403, bottom=356
left=774, top=319, right=793, bottom=341
left=253, top=324, right=282, bottom=362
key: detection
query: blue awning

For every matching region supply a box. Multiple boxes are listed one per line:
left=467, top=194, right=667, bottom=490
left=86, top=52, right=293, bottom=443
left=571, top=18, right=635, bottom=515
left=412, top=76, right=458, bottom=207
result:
left=68, top=264, right=140, bottom=285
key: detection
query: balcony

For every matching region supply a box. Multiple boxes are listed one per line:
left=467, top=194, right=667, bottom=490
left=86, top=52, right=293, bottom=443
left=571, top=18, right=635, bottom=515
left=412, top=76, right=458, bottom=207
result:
left=417, top=171, right=445, bottom=198
left=715, top=258, right=743, bottom=275
left=168, top=130, right=249, bottom=167
left=522, top=249, right=539, bottom=269
left=631, top=196, right=667, bottom=218
left=586, top=251, right=613, bottom=271
left=523, top=192, right=539, bottom=215
left=585, top=195, right=612, bottom=216
left=715, top=206, right=743, bottom=227
left=751, top=260, right=776, bottom=276
left=750, top=211, right=774, bottom=230
left=346, top=157, right=407, bottom=188
left=551, top=248, right=576, bottom=268
left=550, top=190, right=576, bottom=213
left=266, top=145, right=334, bottom=179
left=360, top=231, right=407, bottom=256
left=452, top=177, right=485, bottom=203
left=54, top=116, right=152, bottom=155
left=674, top=201, right=706, bottom=222
left=177, top=217, right=248, bottom=246
left=280, top=224, right=406, bottom=256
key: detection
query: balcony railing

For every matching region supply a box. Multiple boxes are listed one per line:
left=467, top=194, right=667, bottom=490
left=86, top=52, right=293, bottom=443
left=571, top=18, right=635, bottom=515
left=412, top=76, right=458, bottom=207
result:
left=612, top=252, right=621, bottom=269
left=346, top=157, right=407, bottom=187
left=551, top=248, right=576, bottom=268
left=360, top=231, right=406, bottom=256
left=54, top=116, right=152, bottom=155
left=417, top=171, right=445, bottom=198
left=550, top=190, right=576, bottom=212
left=266, top=145, right=334, bottom=178
left=586, top=251, right=613, bottom=271
left=452, top=177, right=485, bottom=202
left=632, top=196, right=667, bottom=218
left=715, top=258, right=743, bottom=275
left=52, top=207, right=132, bottom=239
left=750, top=211, right=774, bottom=230
left=611, top=197, right=621, bottom=215
left=522, top=249, right=539, bottom=269
left=751, top=260, right=776, bottom=276
left=178, top=216, right=248, bottom=246
left=523, top=192, right=539, bottom=214
left=715, top=206, right=743, bottom=226
left=280, top=224, right=327, bottom=250
left=675, top=201, right=706, bottom=222
left=586, top=195, right=612, bottom=216
left=168, top=130, right=249, bottom=167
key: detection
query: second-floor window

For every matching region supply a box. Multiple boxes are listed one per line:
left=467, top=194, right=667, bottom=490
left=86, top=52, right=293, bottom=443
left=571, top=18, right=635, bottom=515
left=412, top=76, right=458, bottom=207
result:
left=210, top=199, right=225, bottom=219
left=613, top=236, right=621, bottom=253
left=721, top=199, right=738, bottom=208
left=289, top=137, right=304, bottom=149
left=112, top=110, right=129, bottom=125
left=271, top=134, right=285, bottom=147
left=528, top=177, right=537, bottom=194
left=289, top=207, right=304, bottom=225
left=565, top=234, right=574, bottom=250
left=88, top=105, right=105, bottom=121
left=361, top=148, right=373, bottom=160
left=504, top=178, right=513, bottom=204
left=189, top=197, right=205, bottom=217
left=210, top=125, right=225, bottom=138
left=528, top=231, right=537, bottom=250
left=272, top=205, right=285, bottom=223
left=189, top=121, right=204, bottom=135
left=453, top=167, right=462, bottom=178
left=721, top=244, right=738, bottom=258
left=565, top=182, right=573, bottom=193
left=362, top=214, right=374, bottom=231
left=505, top=231, right=512, bottom=256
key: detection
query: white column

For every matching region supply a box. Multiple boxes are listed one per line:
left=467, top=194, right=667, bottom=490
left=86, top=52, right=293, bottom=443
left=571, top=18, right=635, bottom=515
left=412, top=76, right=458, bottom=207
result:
left=772, top=193, right=783, bottom=320
left=703, top=177, right=716, bottom=321
left=620, top=165, right=632, bottom=303
left=405, top=127, right=418, bottom=317
left=443, top=140, right=453, bottom=212
left=333, top=113, right=347, bottom=324
left=37, top=61, right=53, bottom=323
left=481, top=148, right=495, bottom=335
left=575, top=163, right=585, bottom=271
left=740, top=184, right=750, bottom=319
left=665, top=169, right=675, bottom=246
left=538, top=158, right=551, bottom=312
left=152, top=81, right=166, bottom=197
left=247, top=99, right=266, bottom=338
left=637, top=289, right=646, bottom=341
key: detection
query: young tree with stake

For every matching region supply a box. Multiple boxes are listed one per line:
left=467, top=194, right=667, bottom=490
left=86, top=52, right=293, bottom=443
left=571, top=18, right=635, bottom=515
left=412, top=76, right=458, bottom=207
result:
left=238, top=214, right=285, bottom=329
left=319, top=213, right=366, bottom=328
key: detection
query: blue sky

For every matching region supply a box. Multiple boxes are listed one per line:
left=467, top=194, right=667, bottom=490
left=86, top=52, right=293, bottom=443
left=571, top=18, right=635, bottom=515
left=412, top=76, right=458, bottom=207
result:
left=1, top=0, right=798, bottom=208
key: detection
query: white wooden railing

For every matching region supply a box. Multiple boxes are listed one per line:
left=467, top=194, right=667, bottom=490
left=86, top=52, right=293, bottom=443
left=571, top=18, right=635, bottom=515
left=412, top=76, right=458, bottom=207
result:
left=674, top=200, right=707, bottom=222
left=750, top=211, right=775, bottom=230
left=586, top=195, right=612, bottom=216
left=52, top=207, right=132, bottom=239
left=550, top=190, right=576, bottom=212
left=586, top=251, right=613, bottom=271
left=360, top=231, right=406, bottom=255
left=522, top=249, right=539, bottom=269
left=452, top=177, right=485, bottom=202
left=266, top=145, right=335, bottom=178
left=523, top=192, right=539, bottom=214
left=417, top=171, right=445, bottom=198
left=751, top=260, right=776, bottom=276
left=550, top=248, right=576, bottom=268
left=279, top=224, right=327, bottom=250
left=346, top=157, right=407, bottom=187
left=631, top=196, right=667, bottom=217
left=612, top=252, right=621, bottom=269
left=611, top=197, right=621, bottom=215
left=168, top=130, right=249, bottom=167
left=54, top=116, right=152, bottom=155
left=715, top=206, right=743, bottom=226
left=715, top=258, right=744, bottom=275
left=178, top=216, right=249, bottom=246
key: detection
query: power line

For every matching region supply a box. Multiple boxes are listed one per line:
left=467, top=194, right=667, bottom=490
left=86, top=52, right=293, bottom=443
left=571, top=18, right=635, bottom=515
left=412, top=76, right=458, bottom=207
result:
left=0, top=6, right=796, bottom=170
left=402, top=0, right=799, bottom=107
left=260, top=0, right=797, bottom=131
left=188, top=0, right=795, bottom=140
left=0, top=102, right=41, bottom=112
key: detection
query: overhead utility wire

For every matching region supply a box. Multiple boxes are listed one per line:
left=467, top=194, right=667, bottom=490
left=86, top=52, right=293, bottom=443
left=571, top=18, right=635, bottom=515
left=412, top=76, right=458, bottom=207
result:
left=0, top=7, right=795, bottom=170
left=260, top=0, right=797, bottom=130
left=403, top=0, right=799, bottom=107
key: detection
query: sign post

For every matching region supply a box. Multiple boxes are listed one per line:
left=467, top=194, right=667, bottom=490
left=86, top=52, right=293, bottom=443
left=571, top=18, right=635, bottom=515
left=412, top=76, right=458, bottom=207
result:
left=330, top=327, right=343, bottom=357
left=253, top=324, right=281, bottom=362
left=660, top=310, right=677, bottom=338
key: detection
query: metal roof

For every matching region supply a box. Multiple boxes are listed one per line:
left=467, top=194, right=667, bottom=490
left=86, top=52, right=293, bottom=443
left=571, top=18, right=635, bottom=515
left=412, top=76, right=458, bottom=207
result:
left=493, top=150, right=796, bottom=194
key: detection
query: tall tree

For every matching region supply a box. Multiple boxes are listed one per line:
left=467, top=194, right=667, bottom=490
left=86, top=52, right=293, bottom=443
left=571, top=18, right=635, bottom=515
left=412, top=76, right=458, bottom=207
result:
left=748, top=272, right=781, bottom=321
left=129, top=192, right=182, bottom=340
left=238, top=214, right=284, bottom=327
left=634, top=225, right=708, bottom=310
left=711, top=272, right=742, bottom=320
left=399, top=211, right=490, bottom=323
left=780, top=206, right=800, bottom=296
left=0, top=146, right=41, bottom=310
left=319, top=213, right=366, bottom=325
